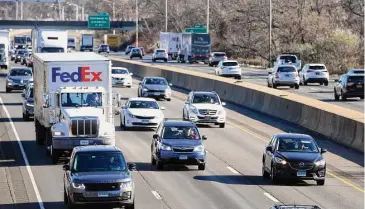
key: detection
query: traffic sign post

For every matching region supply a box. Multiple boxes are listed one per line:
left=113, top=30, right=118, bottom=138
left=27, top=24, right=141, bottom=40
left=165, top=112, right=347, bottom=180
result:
left=88, top=13, right=110, bottom=29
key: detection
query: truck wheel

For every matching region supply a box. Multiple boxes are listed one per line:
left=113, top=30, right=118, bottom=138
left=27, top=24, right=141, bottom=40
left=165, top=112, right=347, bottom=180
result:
left=23, top=112, right=30, bottom=121
left=35, top=120, right=44, bottom=145
left=164, top=59, right=167, bottom=62
left=45, top=129, right=52, bottom=156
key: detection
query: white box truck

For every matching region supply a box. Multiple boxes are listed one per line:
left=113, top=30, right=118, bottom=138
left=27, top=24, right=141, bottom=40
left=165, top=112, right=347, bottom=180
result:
left=80, top=34, right=94, bottom=51
left=32, top=29, right=68, bottom=53
left=0, top=30, right=10, bottom=69
left=159, top=32, right=182, bottom=60
left=33, top=52, right=116, bottom=164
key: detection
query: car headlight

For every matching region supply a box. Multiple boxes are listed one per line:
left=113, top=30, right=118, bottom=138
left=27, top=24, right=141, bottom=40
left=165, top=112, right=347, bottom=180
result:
left=142, top=88, right=148, bottom=92
left=218, top=108, right=225, bottom=115
left=191, top=107, right=199, bottom=114
left=52, top=131, right=65, bottom=137
left=7, top=77, right=13, bottom=82
left=165, top=88, right=171, bottom=93
left=26, top=102, right=34, bottom=107
left=193, top=145, right=204, bottom=152
left=274, top=156, right=287, bottom=165
left=72, top=182, right=85, bottom=189
left=160, top=144, right=172, bottom=151
left=127, top=112, right=135, bottom=118
left=104, top=130, right=114, bottom=136
left=120, top=181, right=133, bottom=189
left=314, top=159, right=326, bottom=166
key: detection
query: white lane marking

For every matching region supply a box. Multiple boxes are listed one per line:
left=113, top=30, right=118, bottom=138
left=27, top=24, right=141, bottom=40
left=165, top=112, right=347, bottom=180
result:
left=264, top=192, right=279, bottom=203
left=0, top=97, right=45, bottom=209
left=151, top=190, right=162, bottom=200
left=226, top=166, right=239, bottom=174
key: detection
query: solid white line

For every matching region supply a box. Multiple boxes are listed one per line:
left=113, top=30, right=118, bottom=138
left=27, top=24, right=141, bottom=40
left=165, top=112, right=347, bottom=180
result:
left=151, top=190, right=162, bottom=200
left=264, top=192, right=279, bottom=203
left=0, top=97, right=45, bottom=209
left=226, top=166, right=239, bottom=174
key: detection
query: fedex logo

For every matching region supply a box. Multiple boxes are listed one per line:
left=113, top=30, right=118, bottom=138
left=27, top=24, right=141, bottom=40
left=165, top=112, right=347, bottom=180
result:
left=52, top=67, right=102, bottom=83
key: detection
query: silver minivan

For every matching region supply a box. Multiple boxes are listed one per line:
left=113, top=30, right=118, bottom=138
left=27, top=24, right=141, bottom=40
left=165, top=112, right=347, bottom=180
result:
left=268, top=65, right=300, bottom=89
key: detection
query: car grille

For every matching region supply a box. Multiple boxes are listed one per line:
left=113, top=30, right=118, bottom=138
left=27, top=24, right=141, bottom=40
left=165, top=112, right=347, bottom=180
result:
left=198, top=109, right=217, bottom=115
left=131, top=122, right=158, bottom=126
left=173, top=146, right=194, bottom=153
left=289, top=161, right=314, bottom=170
left=84, top=183, right=121, bottom=191
left=147, top=89, right=165, bottom=93
left=113, top=77, right=124, bottom=80
left=135, top=115, right=155, bottom=119
left=71, top=118, right=98, bottom=136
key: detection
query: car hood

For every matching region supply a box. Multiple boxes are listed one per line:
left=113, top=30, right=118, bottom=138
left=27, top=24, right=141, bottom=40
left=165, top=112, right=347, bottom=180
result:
left=162, top=139, right=202, bottom=147
left=128, top=108, right=162, bottom=117
left=277, top=152, right=320, bottom=162
left=71, top=171, right=131, bottom=183
left=192, top=103, right=221, bottom=111
left=112, top=74, right=131, bottom=79
left=144, top=84, right=168, bottom=91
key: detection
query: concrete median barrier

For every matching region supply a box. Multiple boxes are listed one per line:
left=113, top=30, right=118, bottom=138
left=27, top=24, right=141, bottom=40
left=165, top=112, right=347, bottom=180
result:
left=110, top=57, right=364, bottom=152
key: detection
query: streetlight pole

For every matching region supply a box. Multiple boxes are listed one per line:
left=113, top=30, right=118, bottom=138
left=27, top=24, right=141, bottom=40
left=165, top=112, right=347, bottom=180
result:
left=165, top=0, right=167, bottom=31
left=136, top=0, right=138, bottom=47
left=20, top=1, right=23, bottom=20
left=206, top=0, right=209, bottom=33
left=15, top=1, right=18, bottom=20
left=113, top=1, right=116, bottom=35
left=269, top=0, right=272, bottom=67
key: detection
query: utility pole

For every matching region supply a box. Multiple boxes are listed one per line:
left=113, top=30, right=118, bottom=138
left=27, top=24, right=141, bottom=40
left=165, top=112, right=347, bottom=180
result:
left=15, top=1, right=18, bottom=20
left=20, top=1, right=23, bottom=20
left=113, top=1, right=116, bottom=35
left=269, top=0, right=272, bottom=67
left=136, top=0, right=138, bottom=47
left=165, top=0, right=167, bottom=31
left=206, top=0, right=209, bottom=33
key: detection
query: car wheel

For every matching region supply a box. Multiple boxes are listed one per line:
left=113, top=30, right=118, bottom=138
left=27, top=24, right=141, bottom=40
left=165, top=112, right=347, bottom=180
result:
left=164, top=59, right=168, bottom=62
left=123, top=117, right=129, bottom=130
left=23, top=112, right=30, bottom=121
left=272, top=83, right=277, bottom=89
left=262, top=163, right=270, bottom=179
left=151, top=154, right=156, bottom=165
left=128, top=85, right=132, bottom=88
left=334, top=90, right=339, bottom=101
left=341, top=91, right=347, bottom=101
left=267, top=81, right=271, bottom=87
left=156, top=160, right=163, bottom=170
left=219, top=123, right=225, bottom=128
left=270, top=165, right=277, bottom=183
left=167, top=98, right=171, bottom=101
left=295, top=84, right=299, bottom=89
left=64, top=188, right=68, bottom=204
left=360, top=96, right=364, bottom=99
left=152, top=59, right=156, bottom=62
left=324, top=81, right=329, bottom=86
left=198, top=163, right=205, bottom=170
left=125, top=201, right=135, bottom=209
left=316, top=179, right=325, bottom=186
left=320, top=82, right=323, bottom=85
left=304, top=78, right=308, bottom=85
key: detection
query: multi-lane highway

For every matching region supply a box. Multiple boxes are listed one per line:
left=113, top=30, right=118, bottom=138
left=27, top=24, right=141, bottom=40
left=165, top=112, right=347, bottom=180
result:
left=109, top=53, right=364, bottom=113
left=0, top=63, right=363, bottom=209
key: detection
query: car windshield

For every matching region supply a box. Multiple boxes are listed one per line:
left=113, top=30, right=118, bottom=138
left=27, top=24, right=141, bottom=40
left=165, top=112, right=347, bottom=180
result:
left=279, top=55, right=297, bottom=63
left=41, top=47, right=65, bottom=53
left=348, top=76, right=364, bottom=83
left=309, top=65, right=326, bottom=70
left=72, top=152, right=126, bottom=172
left=68, top=39, right=75, bottom=43
left=61, top=92, right=102, bottom=107
left=10, top=69, right=32, bottom=76
left=145, top=78, right=167, bottom=85
left=112, top=69, right=129, bottom=74
left=132, top=49, right=141, bottom=53
left=222, top=61, right=238, bottom=67
left=156, top=50, right=166, bottom=53
left=128, top=100, right=159, bottom=109
left=193, top=94, right=220, bottom=104
left=101, top=45, right=108, bottom=48
left=277, top=138, right=319, bottom=153
left=277, top=67, right=296, bottom=73
left=17, top=50, right=25, bottom=54
left=214, top=53, right=226, bottom=57
left=162, top=126, right=200, bottom=140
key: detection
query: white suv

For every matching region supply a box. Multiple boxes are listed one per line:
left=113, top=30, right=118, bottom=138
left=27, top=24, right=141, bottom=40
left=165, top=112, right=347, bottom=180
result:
left=152, top=49, right=168, bottom=62
left=299, top=64, right=329, bottom=86
left=183, top=91, right=226, bottom=128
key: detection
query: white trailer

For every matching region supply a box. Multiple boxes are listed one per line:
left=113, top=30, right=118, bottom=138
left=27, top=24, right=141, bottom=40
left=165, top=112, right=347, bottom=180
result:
left=0, top=30, right=10, bottom=69
left=32, top=29, right=68, bottom=53
left=33, top=52, right=116, bottom=164
left=159, top=32, right=182, bottom=60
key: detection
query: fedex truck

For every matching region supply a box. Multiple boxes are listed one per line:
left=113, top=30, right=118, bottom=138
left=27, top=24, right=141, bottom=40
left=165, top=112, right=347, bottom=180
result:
left=0, top=30, right=10, bottom=69
left=32, top=29, right=68, bottom=53
left=33, top=52, right=116, bottom=164
left=159, top=32, right=182, bottom=60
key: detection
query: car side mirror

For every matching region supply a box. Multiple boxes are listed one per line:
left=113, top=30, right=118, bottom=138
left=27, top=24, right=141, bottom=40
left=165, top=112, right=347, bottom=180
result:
left=221, top=102, right=226, bottom=106
left=128, top=163, right=137, bottom=171
left=266, top=146, right=273, bottom=152
left=169, top=83, right=173, bottom=86
left=130, top=73, right=133, bottom=76
left=160, top=106, right=166, bottom=110
left=21, top=93, right=25, bottom=98
left=321, top=148, right=327, bottom=154
left=153, top=134, right=159, bottom=139
left=63, top=164, right=70, bottom=170
left=202, top=135, right=208, bottom=140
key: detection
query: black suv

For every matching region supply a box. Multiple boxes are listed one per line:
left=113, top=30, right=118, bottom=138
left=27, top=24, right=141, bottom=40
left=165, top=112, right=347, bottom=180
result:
left=151, top=120, right=207, bottom=170
left=63, top=146, right=136, bottom=209
left=262, top=133, right=327, bottom=185
left=334, top=70, right=364, bottom=100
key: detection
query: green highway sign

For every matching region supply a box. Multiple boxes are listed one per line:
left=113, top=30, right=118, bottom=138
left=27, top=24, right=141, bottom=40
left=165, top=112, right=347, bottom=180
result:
left=184, top=28, right=207, bottom=33
left=193, top=24, right=206, bottom=28
left=88, top=13, right=110, bottom=29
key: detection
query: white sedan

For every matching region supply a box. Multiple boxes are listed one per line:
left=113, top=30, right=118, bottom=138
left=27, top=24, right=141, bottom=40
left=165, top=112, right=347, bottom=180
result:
left=112, top=67, right=133, bottom=88
left=120, top=98, right=165, bottom=129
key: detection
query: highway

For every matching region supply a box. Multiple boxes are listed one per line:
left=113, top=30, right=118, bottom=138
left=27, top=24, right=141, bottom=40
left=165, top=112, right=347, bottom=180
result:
left=108, top=53, right=364, bottom=113
left=0, top=63, right=363, bottom=209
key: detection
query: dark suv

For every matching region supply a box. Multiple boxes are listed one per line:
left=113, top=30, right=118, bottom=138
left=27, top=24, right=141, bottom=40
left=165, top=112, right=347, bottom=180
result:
left=334, top=70, right=364, bottom=100
left=151, top=120, right=207, bottom=170
left=63, top=146, right=136, bottom=209
left=262, top=133, right=327, bottom=185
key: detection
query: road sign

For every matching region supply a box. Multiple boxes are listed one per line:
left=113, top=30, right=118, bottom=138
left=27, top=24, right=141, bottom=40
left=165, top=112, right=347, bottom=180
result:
left=193, top=24, right=206, bottom=29
left=88, top=13, right=110, bottom=29
left=184, top=28, right=207, bottom=33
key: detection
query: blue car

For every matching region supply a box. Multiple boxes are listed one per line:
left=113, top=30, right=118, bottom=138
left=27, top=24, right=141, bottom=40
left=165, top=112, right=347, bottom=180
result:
left=151, top=120, right=207, bottom=170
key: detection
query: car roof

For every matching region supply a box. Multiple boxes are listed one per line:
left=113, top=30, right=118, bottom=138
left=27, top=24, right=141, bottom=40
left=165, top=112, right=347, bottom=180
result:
left=277, top=64, right=297, bottom=68
left=156, top=48, right=166, bottom=51
left=192, top=91, right=217, bottom=96
left=347, top=69, right=364, bottom=75
left=128, top=97, right=157, bottom=102
left=112, top=67, right=128, bottom=71
left=274, top=205, right=321, bottom=209
left=222, top=60, right=238, bottom=63
left=275, top=133, right=313, bottom=139
left=307, top=63, right=325, bottom=66
left=144, top=76, right=167, bottom=80
left=73, top=145, right=121, bottom=153
left=163, top=120, right=196, bottom=127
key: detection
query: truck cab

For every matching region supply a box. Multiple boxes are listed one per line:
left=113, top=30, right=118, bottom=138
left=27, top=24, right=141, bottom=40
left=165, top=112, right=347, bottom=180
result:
left=32, top=29, right=68, bottom=53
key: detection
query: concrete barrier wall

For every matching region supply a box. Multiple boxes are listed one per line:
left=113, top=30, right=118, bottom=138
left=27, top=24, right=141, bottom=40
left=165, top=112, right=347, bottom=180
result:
left=111, top=58, right=364, bottom=152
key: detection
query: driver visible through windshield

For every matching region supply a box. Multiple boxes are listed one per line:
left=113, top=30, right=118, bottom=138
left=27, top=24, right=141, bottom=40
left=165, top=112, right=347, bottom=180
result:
left=192, top=94, right=220, bottom=104
left=72, top=152, right=126, bottom=172
left=162, top=126, right=200, bottom=140
left=128, top=101, right=159, bottom=109
left=145, top=78, right=167, bottom=85
left=277, top=138, right=319, bottom=153
left=61, top=92, right=102, bottom=107
left=112, top=69, right=129, bottom=74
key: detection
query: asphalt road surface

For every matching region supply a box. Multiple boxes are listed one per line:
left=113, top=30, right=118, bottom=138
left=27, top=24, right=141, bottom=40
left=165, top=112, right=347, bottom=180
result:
left=0, top=62, right=363, bottom=209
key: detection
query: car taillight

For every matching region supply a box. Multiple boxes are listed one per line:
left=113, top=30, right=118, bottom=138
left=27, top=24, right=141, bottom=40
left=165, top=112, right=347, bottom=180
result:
left=275, top=73, right=279, bottom=78
left=347, top=82, right=354, bottom=86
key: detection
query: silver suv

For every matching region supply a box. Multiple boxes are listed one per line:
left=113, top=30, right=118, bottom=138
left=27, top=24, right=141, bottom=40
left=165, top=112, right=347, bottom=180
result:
left=268, top=64, right=300, bottom=89
left=208, top=52, right=227, bottom=67
left=63, top=146, right=136, bottom=209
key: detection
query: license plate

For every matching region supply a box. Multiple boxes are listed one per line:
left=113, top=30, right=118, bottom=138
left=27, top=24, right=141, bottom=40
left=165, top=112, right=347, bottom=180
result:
left=80, top=140, right=89, bottom=145
left=97, top=192, right=109, bottom=197
left=154, top=92, right=160, bottom=96
left=285, top=74, right=289, bottom=77
left=297, top=170, right=306, bottom=177
left=204, top=116, right=211, bottom=120
left=357, top=85, right=362, bottom=88
left=179, top=155, right=188, bottom=160
left=316, top=72, right=321, bottom=75
left=141, top=119, right=149, bottom=123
